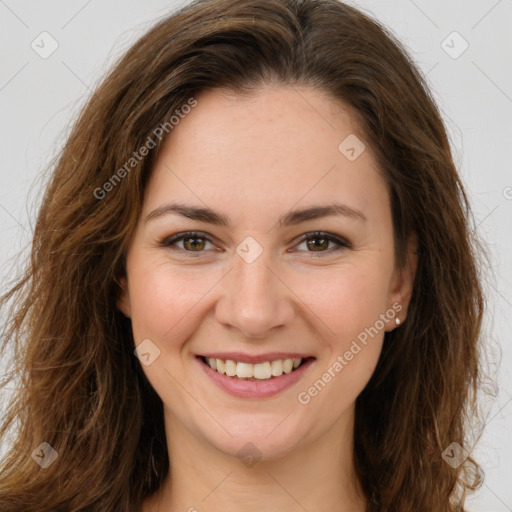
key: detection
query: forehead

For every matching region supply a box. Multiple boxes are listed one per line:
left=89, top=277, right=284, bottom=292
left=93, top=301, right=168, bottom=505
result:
left=144, top=86, right=389, bottom=225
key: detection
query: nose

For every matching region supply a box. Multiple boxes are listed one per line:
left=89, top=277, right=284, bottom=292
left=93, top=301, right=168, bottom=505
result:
left=214, top=247, right=295, bottom=339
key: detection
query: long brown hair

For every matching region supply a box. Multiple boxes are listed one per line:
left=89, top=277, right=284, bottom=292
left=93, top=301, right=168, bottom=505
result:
left=0, top=0, right=489, bottom=510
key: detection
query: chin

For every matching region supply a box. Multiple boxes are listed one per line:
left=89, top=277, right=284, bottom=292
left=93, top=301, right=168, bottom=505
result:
left=195, top=410, right=312, bottom=463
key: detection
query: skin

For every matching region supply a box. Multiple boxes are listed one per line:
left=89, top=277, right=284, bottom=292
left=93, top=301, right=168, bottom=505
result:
left=117, top=85, right=417, bottom=512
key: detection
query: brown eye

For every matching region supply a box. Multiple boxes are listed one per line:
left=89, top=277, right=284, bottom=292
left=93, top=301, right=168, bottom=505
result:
left=161, top=232, right=214, bottom=253
left=182, top=235, right=206, bottom=251
left=295, top=232, right=351, bottom=256
left=306, top=236, right=330, bottom=252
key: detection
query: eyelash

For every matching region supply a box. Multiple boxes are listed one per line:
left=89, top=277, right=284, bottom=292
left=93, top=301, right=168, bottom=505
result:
left=160, top=231, right=351, bottom=257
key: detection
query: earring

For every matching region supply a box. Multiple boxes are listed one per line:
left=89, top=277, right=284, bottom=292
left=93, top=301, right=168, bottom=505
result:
left=395, top=317, right=401, bottom=326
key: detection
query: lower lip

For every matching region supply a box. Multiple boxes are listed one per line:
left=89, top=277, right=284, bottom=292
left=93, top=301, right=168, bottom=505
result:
left=196, top=356, right=315, bottom=399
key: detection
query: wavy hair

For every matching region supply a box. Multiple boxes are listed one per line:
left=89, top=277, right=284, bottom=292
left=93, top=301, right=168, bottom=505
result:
left=0, top=0, right=488, bottom=510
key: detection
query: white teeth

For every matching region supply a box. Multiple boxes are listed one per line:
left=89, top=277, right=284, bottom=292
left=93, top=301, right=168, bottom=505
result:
left=253, top=362, right=272, bottom=379
left=270, top=359, right=283, bottom=376
left=216, top=359, right=226, bottom=374
left=283, top=359, right=293, bottom=374
left=236, top=362, right=253, bottom=378
left=205, top=357, right=304, bottom=380
left=225, top=359, right=237, bottom=376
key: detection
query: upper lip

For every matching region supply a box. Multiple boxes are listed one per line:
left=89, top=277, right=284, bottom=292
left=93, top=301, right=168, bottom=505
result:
left=198, top=352, right=315, bottom=364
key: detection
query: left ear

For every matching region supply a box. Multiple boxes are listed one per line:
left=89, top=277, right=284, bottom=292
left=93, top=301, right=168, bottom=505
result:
left=387, top=234, right=418, bottom=329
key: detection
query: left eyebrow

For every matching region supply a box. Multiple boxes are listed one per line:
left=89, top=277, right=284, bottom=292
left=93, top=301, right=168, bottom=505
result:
left=279, top=203, right=367, bottom=226
left=144, top=202, right=367, bottom=227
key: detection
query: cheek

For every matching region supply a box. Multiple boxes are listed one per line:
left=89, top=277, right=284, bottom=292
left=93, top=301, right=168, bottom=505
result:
left=290, top=262, right=389, bottom=398
left=293, top=301, right=386, bottom=427
left=293, top=260, right=392, bottom=339
left=127, top=259, right=215, bottom=345
left=126, top=261, right=216, bottom=406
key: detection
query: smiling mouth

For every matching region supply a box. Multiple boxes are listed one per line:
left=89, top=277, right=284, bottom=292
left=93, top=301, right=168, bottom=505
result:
left=197, top=355, right=314, bottom=381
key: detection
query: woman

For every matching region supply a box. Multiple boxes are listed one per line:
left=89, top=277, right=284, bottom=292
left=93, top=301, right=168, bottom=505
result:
left=0, top=0, right=487, bottom=510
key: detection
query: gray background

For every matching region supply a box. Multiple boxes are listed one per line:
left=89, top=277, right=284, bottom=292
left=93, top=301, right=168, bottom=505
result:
left=0, top=1, right=511, bottom=510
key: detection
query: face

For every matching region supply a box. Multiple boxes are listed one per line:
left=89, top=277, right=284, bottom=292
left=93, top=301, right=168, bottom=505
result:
left=117, top=85, right=416, bottom=461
